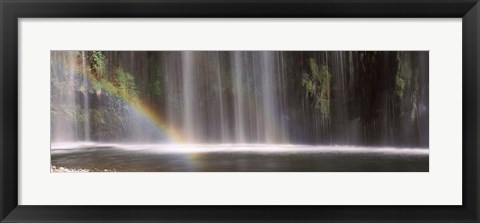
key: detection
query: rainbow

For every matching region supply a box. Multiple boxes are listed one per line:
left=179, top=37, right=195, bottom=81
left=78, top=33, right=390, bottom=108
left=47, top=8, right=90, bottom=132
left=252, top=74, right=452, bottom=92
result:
left=85, top=73, right=185, bottom=143
left=53, top=51, right=288, bottom=144
left=51, top=54, right=185, bottom=143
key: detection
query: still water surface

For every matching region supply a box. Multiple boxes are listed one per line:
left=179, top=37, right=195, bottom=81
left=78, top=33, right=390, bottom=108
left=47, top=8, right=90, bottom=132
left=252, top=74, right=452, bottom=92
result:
left=51, top=143, right=429, bottom=172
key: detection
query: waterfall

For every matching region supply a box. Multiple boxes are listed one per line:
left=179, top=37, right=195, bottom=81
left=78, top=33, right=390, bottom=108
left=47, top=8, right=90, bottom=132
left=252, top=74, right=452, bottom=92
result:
left=260, top=52, right=275, bottom=142
left=232, top=51, right=246, bottom=142
left=182, top=51, right=197, bottom=142
left=164, top=52, right=182, bottom=139
left=51, top=51, right=429, bottom=148
left=213, top=52, right=228, bottom=141
left=81, top=51, right=90, bottom=141
left=51, top=51, right=79, bottom=142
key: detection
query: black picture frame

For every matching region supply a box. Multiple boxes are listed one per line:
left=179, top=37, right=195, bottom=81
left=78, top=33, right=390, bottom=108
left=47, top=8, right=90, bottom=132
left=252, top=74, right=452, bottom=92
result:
left=1, top=0, right=479, bottom=222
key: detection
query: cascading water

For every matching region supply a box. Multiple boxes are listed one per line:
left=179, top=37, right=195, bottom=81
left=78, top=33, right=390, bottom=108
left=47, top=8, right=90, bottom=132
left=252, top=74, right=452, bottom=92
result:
left=232, top=51, right=246, bottom=142
left=51, top=51, right=79, bottom=142
left=181, top=51, right=197, bottom=142
left=81, top=51, right=90, bottom=141
left=50, top=51, right=429, bottom=172
left=210, top=52, right=228, bottom=141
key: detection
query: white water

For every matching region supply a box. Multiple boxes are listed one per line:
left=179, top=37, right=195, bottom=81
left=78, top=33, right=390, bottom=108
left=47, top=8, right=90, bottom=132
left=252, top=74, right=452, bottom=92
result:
left=51, top=142, right=428, bottom=156
left=232, top=52, right=246, bottom=142
left=51, top=52, right=79, bottom=142
left=81, top=51, right=90, bottom=141
left=182, top=51, right=196, bottom=142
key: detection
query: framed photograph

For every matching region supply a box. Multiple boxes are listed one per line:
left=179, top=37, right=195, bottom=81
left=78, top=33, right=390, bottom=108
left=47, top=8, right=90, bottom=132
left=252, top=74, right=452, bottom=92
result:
left=1, top=0, right=479, bottom=222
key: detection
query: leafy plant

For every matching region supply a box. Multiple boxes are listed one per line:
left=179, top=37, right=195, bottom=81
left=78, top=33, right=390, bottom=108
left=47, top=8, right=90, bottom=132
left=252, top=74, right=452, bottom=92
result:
left=115, top=67, right=138, bottom=98
left=301, top=58, right=331, bottom=120
left=90, top=51, right=107, bottom=78
left=93, top=82, right=103, bottom=91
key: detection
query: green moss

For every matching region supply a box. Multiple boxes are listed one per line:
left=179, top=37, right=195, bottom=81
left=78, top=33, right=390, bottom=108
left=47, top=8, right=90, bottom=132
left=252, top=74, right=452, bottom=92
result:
left=115, top=67, right=138, bottom=98
left=93, top=82, right=103, bottom=91
left=302, top=58, right=331, bottom=120
left=90, top=51, right=107, bottom=78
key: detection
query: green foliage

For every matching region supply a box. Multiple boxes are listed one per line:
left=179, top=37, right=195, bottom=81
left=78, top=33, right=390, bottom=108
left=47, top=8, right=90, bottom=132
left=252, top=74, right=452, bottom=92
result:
left=302, top=79, right=315, bottom=94
left=395, top=52, right=421, bottom=124
left=115, top=67, right=138, bottom=98
left=93, top=82, right=103, bottom=91
left=90, top=51, right=107, bottom=78
left=301, top=58, right=331, bottom=120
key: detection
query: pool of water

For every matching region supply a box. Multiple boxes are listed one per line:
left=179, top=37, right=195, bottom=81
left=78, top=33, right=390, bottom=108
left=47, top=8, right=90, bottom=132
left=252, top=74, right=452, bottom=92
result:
left=51, top=143, right=429, bottom=172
